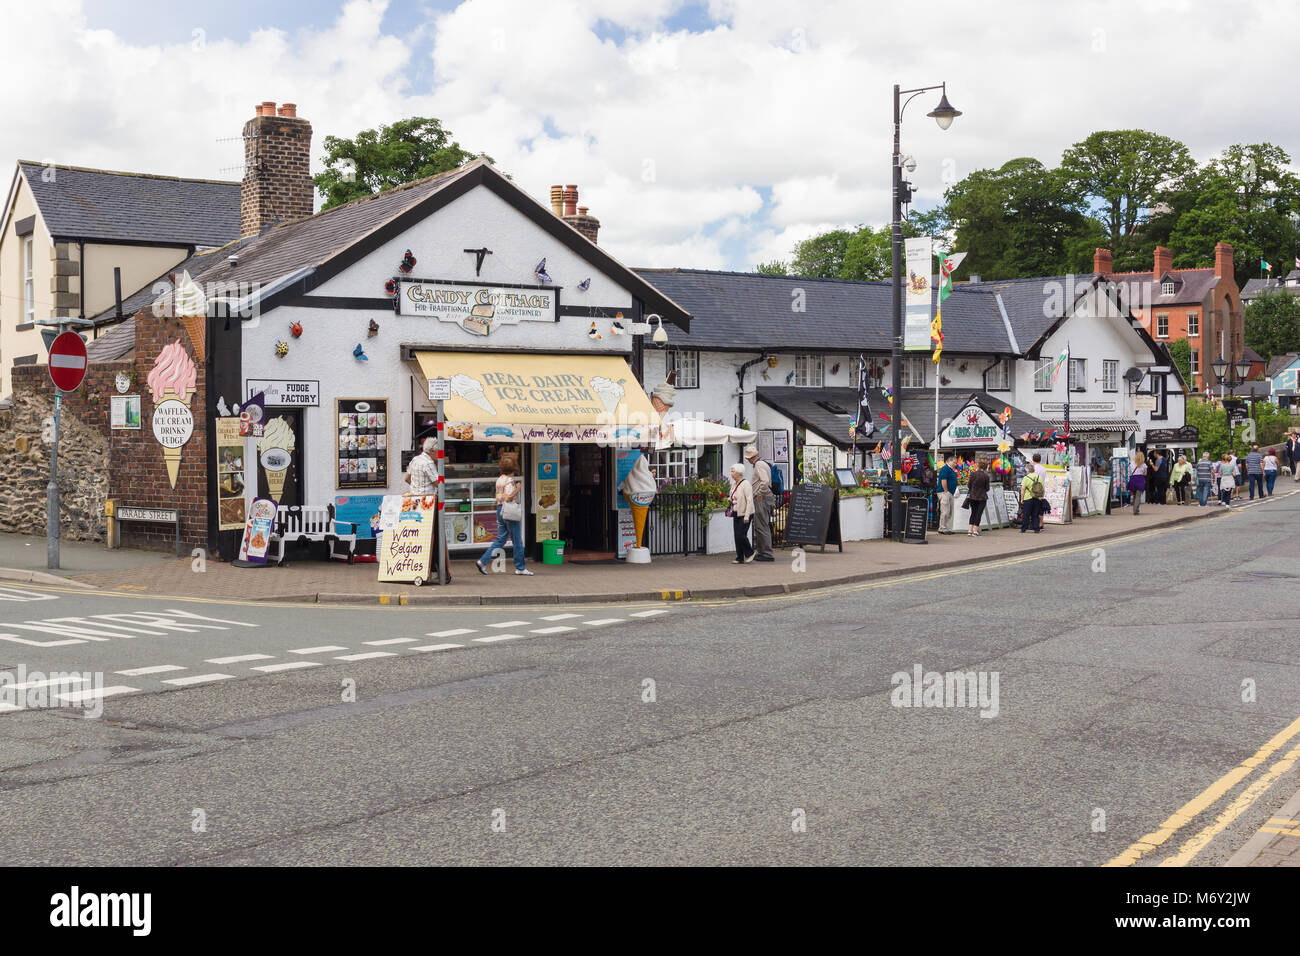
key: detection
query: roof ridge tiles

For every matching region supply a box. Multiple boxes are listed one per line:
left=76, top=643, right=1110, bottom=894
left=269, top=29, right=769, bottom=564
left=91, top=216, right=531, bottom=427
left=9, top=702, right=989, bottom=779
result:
left=19, top=160, right=238, bottom=187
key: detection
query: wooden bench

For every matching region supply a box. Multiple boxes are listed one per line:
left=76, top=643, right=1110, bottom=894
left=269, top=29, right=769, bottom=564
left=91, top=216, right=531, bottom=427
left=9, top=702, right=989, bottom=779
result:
left=266, top=504, right=358, bottom=565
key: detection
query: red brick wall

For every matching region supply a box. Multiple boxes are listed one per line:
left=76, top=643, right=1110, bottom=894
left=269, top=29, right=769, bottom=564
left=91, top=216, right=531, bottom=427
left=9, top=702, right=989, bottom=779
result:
left=241, top=112, right=314, bottom=237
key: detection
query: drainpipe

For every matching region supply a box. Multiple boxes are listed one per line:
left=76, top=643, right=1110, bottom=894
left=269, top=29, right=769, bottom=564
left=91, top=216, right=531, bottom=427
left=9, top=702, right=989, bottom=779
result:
left=78, top=240, right=86, bottom=323
left=737, top=351, right=769, bottom=429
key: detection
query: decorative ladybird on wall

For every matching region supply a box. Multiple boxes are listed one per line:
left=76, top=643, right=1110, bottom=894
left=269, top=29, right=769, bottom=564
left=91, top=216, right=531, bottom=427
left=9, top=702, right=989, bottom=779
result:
left=290, top=320, right=303, bottom=338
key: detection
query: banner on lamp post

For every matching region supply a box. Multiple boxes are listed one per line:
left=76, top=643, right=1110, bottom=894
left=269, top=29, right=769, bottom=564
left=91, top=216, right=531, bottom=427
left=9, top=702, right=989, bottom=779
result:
left=903, top=237, right=934, bottom=351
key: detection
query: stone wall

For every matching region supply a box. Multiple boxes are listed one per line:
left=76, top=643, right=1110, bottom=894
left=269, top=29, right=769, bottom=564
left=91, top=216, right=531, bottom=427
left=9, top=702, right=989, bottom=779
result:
left=13, top=362, right=131, bottom=439
left=0, top=389, right=110, bottom=542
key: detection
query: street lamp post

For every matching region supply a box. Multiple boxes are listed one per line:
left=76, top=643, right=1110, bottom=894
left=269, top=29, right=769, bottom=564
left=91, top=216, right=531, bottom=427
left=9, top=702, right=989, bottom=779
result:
left=1210, top=355, right=1254, bottom=458
left=889, top=82, right=961, bottom=540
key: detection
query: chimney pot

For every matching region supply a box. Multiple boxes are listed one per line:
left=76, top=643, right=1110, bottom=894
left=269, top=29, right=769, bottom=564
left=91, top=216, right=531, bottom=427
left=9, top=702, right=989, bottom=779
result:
left=578, top=205, right=588, bottom=216
left=563, top=186, right=578, bottom=217
left=278, top=103, right=297, bottom=117
left=550, top=185, right=563, bottom=216
left=262, top=100, right=276, bottom=115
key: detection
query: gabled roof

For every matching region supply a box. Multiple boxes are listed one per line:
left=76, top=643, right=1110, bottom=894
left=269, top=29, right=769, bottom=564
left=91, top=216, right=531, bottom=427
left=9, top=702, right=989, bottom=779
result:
left=631, top=268, right=1012, bottom=354
left=1242, top=277, right=1300, bottom=298
left=1265, top=352, right=1300, bottom=378
left=16, top=162, right=240, bottom=247
left=1107, top=268, right=1220, bottom=307
left=1242, top=346, right=1264, bottom=363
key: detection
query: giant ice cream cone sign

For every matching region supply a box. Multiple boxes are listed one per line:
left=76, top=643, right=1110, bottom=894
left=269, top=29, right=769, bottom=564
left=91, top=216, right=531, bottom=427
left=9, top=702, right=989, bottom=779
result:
left=148, top=341, right=198, bottom=488
left=257, top=416, right=296, bottom=501
left=173, top=271, right=208, bottom=363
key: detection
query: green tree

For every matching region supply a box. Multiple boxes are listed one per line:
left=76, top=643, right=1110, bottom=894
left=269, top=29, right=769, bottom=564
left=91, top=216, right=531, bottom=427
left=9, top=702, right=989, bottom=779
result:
left=1188, top=396, right=1292, bottom=459
left=1168, top=338, right=1192, bottom=385
left=314, top=117, right=495, bottom=210
left=755, top=260, right=788, bottom=275
left=1060, top=130, right=1195, bottom=270
left=1244, top=290, right=1300, bottom=360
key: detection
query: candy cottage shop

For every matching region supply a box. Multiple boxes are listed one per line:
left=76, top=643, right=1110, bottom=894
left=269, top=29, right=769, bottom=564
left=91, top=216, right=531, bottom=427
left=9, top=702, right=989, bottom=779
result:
left=206, top=159, right=691, bottom=561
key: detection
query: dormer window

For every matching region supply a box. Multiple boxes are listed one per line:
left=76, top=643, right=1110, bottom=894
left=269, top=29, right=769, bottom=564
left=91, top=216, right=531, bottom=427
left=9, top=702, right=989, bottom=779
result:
left=1161, top=280, right=1174, bottom=296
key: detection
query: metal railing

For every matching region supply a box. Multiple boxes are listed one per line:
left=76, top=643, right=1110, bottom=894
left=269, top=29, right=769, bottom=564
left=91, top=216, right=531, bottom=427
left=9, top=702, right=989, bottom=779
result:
left=645, top=492, right=709, bottom=556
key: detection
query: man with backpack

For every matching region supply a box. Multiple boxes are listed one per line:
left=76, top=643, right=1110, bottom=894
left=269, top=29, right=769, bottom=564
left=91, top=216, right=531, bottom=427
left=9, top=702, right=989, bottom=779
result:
left=1020, top=467, right=1045, bottom=533
left=744, top=444, right=776, bottom=562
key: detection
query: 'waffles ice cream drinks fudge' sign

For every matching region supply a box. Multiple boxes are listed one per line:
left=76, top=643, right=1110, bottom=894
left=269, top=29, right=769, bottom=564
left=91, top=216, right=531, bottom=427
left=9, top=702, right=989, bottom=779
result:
left=398, top=279, right=557, bottom=334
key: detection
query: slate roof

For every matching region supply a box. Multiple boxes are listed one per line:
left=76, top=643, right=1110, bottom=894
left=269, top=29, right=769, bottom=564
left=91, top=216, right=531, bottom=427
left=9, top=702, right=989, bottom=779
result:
left=1265, top=352, right=1300, bottom=378
left=633, top=269, right=1014, bottom=354
left=18, top=162, right=240, bottom=247
left=1107, top=268, right=1220, bottom=307
left=1242, top=346, right=1265, bottom=363
left=1241, top=277, right=1300, bottom=299
left=755, top=386, right=1048, bottom=448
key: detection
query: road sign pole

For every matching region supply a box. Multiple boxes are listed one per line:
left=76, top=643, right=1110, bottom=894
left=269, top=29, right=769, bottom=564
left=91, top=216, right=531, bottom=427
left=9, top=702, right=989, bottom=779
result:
left=47, top=390, right=61, bottom=569
left=436, top=399, right=446, bottom=587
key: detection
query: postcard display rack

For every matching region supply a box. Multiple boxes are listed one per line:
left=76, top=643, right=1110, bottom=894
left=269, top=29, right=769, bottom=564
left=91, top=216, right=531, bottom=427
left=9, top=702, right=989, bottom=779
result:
left=337, top=399, right=389, bottom=489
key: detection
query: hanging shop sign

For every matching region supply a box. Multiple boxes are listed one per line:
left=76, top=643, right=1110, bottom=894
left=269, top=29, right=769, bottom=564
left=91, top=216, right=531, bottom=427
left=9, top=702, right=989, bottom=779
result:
left=903, top=237, right=934, bottom=351
left=940, top=403, right=1003, bottom=447
left=398, top=278, right=558, bottom=335
left=246, top=379, right=320, bottom=407
left=109, top=394, right=141, bottom=430
left=1145, top=426, right=1200, bottom=444
left=215, top=417, right=247, bottom=530
left=336, top=399, right=389, bottom=489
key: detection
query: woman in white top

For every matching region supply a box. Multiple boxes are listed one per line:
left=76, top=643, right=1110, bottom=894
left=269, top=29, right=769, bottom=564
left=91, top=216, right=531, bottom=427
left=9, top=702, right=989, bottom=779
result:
left=1264, top=448, right=1280, bottom=496
left=476, top=452, right=532, bottom=575
left=728, top=463, right=755, bottom=564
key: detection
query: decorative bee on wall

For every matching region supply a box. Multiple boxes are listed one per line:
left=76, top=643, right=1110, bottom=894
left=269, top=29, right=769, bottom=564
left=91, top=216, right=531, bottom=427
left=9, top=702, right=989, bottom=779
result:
left=275, top=341, right=289, bottom=358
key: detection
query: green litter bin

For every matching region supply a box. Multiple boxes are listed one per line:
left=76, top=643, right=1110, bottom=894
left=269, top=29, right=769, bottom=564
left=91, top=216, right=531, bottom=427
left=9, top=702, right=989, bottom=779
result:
left=542, top=540, right=565, bottom=565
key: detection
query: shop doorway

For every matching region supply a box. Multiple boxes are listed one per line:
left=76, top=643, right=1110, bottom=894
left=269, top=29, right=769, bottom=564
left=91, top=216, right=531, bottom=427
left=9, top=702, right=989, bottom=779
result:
left=567, top=443, right=609, bottom=554
left=256, top=408, right=305, bottom=507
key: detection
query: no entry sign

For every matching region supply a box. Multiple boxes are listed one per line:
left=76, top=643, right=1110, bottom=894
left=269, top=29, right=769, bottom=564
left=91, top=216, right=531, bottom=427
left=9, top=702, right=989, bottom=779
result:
left=48, top=332, right=88, bottom=392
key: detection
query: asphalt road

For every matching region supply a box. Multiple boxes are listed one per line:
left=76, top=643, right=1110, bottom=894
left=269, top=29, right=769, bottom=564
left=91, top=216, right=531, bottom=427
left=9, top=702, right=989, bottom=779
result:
left=2, top=491, right=1298, bottom=865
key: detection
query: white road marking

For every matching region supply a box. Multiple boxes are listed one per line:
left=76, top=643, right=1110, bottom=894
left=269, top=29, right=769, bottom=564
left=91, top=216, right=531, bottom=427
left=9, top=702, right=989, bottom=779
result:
left=427, top=628, right=476, bottom=638
left=55, top=686, right=138, bottom=703
left=289, top=645, right=348, bottom=654
left=206, top=654, right=274, bottom=664
left=335, top=652, right=395, bottom=661
left=486, top=620, right=531, bottom=628
left=162, top=673, right=235, bottom=686
left=629, top=610, right=669, bottom=617
left=540, top=613, right=581, bottom=621
left=409, top=643, right=463, bottom=652
left=116, top=665, right=186, bottom=676
left=1, top=675, right=88, bottom=691
left=363, top=638, right=418, bottom=646
left=252, top=661, right=321, bottom=673
left=530, top=626, right=576, bottom=634
left=0, top=587, right=58, bottom=602
left=473, top=633, right=527, bottom=643
left=0, top=634, right=86, bottom=647
left=583, top=618, right=623, bottom=625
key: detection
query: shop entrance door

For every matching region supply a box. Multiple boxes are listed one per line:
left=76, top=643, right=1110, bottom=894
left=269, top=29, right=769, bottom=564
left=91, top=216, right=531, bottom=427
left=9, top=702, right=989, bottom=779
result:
left=256, top=408, right=305, bottom=506
left=568, top=444, right=609, bottom=552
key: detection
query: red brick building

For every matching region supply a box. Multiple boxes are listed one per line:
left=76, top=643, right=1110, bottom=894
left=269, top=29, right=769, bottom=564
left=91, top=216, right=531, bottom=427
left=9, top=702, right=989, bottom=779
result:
left=1094, top=243, right=1242, bottom=392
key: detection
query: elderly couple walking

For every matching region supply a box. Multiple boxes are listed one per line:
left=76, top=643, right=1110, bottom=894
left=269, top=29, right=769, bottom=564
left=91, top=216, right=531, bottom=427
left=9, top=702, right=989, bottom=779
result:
left=727, top=444, right=777, bottom=564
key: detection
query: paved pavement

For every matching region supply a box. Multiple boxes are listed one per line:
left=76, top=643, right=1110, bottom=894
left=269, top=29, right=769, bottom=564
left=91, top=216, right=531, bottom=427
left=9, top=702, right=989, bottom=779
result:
left=0, top=489, right=1297, bottom=865
left=41, top=496, right=1279, bottom=605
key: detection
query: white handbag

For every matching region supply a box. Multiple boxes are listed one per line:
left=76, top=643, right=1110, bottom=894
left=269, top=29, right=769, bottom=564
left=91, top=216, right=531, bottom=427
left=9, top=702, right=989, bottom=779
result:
left=500, top=480, right=523, bottom=522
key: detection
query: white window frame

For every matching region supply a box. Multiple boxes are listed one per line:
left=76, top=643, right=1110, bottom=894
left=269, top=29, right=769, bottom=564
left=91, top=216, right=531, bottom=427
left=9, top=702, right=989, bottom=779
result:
left=665, top=349, right=699, bottom=388
left=1187, top=311, right=1199, bottom=337
left=900, top=355, right=926, bottom=388
left=794, top=354, right=824, bottom=388
left=1102, top=359, right=1118, bottom=392
left=1190, top=350, right=1199, bottom=377
left=986, top=359, right=1011, bottom=391
left=1068, top=358, right=1086, bottom=392
left=1161, top=280, right=1174, bottom=296
left=23, top=237, right=35, bottom=324
left=1034, top=361, right=1053, bottom=391
left=649, top=448, right=691, bottom=484
left=1156, top=313, right=1169, bottom=338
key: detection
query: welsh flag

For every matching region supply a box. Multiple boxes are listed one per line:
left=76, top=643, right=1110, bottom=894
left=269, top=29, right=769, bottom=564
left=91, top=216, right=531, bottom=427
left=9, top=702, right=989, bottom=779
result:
left=932, top=252, right=966, bottom=364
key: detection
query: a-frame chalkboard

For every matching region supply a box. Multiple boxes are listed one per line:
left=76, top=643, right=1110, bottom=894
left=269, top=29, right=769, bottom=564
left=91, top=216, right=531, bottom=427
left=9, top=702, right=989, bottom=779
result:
left=784, top=483, right=843, bottom=552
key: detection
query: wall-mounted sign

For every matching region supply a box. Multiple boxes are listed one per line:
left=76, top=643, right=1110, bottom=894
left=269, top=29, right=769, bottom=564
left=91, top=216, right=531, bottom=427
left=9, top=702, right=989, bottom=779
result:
left=117, top=507, right=179, bottom=523
left=427, top=377, right=452, bottom=401
left=337, top=398, right=389, bottom=489
left=535, top=443, right=560, bottom=542
left=246, top=379, right=319, bottom=407
left=110, top=394, right=141, bottom=430
left=1145, top=426, right=1200, bottom=444
left=1133, top=395, right=1158, bottom=412
left=215, top=417, right=246, bottom=530
left=1040, top=401, right=1116, bottom=414
left=147, top=341, right=198, bottom=489
left=940, top=403, right=1003, bottom=446
left=398, top=278, right=558, bottom=335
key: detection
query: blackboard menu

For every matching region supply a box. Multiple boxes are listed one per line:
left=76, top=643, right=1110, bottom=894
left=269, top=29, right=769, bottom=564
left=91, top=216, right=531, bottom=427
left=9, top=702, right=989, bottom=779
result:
left=337, top=398, right=389, bottom=489
left=903, top=495, right=928, bottom=543
left=784, top=483, right=842, bottom=551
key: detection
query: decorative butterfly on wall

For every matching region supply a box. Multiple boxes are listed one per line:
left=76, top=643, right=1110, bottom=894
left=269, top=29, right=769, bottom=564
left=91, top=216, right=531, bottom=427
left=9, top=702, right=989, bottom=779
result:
left=399, top=249, right=417, bottom=274
left=368, top=319, right=380, bottom=337
left=535, top=259, right=553, bottom=283
left=353, top=344, right=368, bottom=361
left=577, top=278, right=591, bottom=292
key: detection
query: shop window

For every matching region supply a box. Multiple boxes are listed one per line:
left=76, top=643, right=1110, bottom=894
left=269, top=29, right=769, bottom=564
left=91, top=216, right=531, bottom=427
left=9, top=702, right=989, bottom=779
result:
left=649, top=448, right=691, bottom=484
left=665, top=349, right=699, bottom=388
left=1068, top=358, right=1086, bottom=392
left=794, top=355, right=824, bottom=388
left=986, top=360, right=1010, bottom=391
left=1187, top=311, right=1199, bottom=337
left=1156, top=313, right=1169, bottom=338
left=1102, top=359, right=1118, bottom=392
left=1033, top=361, right=1053, bottom=391
left=900, top=356, right=925, bottom=388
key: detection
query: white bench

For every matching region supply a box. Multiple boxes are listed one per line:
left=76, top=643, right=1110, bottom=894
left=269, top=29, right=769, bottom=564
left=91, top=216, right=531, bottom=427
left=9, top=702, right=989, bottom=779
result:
left=266, top=504, right=358, bottom=565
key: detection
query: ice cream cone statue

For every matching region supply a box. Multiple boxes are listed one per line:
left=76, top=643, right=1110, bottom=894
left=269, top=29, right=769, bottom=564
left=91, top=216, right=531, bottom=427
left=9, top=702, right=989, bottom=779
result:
left=173, top=271, right=208, bottom=363
left=650, top=372, right=677, bottom=445
left=147, top=341, right=198, bottom=489
left=258, top=416, right=297, bottom=501
left=619, top=447, right=658, bottom=563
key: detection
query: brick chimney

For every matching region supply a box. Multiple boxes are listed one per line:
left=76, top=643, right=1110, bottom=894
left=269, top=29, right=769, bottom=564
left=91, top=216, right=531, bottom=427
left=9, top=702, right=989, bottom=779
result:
left=1215, top=241, right=1234, bottom=280
left=558, top=184, right=600, bottom=244
left=1153, top=245, right=1172, bottom=278
left=1093, top=248, right=1113, bottom=276
left=241, top=101, right=314, bottom=237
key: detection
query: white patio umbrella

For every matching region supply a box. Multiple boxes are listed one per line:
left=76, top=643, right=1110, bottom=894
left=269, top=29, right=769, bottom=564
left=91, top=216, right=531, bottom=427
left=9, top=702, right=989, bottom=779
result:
left=657, top=419, right=758, bottom=448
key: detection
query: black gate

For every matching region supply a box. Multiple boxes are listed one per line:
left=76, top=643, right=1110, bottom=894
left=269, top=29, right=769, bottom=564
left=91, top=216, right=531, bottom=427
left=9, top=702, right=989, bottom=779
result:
left=644, top=493, right=708, bottom=556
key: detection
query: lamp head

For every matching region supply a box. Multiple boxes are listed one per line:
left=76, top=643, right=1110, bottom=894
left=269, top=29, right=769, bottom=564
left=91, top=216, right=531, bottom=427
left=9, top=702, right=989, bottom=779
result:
left=927, top=89, right=962, bottom=130
left=1235, top=359, right=1252, bottom=381
left=1211, top=355, right=1228, bottom=379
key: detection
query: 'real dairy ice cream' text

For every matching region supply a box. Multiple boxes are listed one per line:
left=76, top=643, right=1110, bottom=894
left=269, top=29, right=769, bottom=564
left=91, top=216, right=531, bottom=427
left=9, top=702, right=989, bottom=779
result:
left=477, top=372, right=597, bottom=404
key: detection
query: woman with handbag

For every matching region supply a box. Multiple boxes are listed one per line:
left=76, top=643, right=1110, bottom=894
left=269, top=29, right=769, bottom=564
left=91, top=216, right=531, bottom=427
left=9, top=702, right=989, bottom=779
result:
left=1127, top=451, right=1146, bottom=515
left=966, top=459, right=990, bottom=536
left=476, top=452, right=533, bottom=575
left=727, top=463, right=756, bottom=564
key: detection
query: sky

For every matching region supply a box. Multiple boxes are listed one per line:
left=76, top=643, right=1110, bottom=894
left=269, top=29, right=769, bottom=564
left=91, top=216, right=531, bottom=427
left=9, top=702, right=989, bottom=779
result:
left=2, top=0, right=1297, bottom=272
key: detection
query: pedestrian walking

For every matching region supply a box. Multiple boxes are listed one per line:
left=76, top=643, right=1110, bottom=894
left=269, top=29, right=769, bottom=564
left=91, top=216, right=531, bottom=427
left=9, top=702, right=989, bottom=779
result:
left=1020, top=465, right=1045, bottom=532
left=1148, top=450, right=1169, bottom=504
left=744, top=444, right=775, bottom=561
left=1195, top=451, right=1214, bottom=507
left=1245, top=444, right=1265, bottom=500
left=1128, top=451, right=1147, bottom=515
left=1170, top=454, right=1192, bottom=504
left=1228, top=450, right=1241, bottom=500
left=727, top=463, right=755, bottom=564
left=475, top=453, right=532, bottom=576
left=967, top=458, right=990, bottom=536
left=1218, top=453, right=1236, bottom=507
left=1264, top=447, right=1280, bottom=496
left=937, top=454, right=958, bottom=534
left=1288, top=432, right=1300, bottom=480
